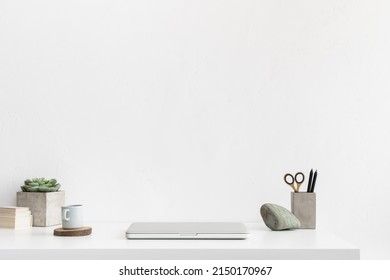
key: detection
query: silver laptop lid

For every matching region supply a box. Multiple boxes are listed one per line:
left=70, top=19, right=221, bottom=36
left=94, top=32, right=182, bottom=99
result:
left=126, top=222, right=248, bottom=240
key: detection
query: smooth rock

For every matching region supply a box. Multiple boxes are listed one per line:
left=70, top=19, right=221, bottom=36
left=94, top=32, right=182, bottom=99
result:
left=260, top=203, right=300, bottom=231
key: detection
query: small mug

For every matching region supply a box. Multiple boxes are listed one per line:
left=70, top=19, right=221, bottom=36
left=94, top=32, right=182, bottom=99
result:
left=62, top=204, right=83, bottom=229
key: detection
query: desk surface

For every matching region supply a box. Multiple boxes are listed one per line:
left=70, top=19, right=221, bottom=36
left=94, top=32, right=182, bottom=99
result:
left=0, top=223, right=359, bottom=260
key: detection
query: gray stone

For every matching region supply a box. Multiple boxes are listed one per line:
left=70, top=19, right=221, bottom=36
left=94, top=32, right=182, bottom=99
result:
left=17, top=191, right=65, bottom=227
left=260, top=203, right=300, bottom=231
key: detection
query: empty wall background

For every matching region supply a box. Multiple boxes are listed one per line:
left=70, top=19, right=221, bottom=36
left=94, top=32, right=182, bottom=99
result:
left=1, top=0, right=390, bottom=259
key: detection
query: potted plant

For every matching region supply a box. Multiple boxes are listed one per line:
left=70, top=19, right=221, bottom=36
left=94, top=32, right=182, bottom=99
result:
left=17, top=178, right=65, bottom=227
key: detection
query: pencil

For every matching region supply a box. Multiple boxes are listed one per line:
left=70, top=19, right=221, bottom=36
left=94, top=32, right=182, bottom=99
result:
left=307, top=169, right=313, bottom=192
left=311, top=170, right=317, bottom=192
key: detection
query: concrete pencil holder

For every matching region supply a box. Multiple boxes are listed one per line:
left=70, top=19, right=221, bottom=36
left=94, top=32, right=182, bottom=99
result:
left=291, top=192, right=316, bottom=229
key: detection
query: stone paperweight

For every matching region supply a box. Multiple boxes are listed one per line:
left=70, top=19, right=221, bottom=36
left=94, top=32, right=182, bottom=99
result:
left=260, top=203, right=300, bottom=231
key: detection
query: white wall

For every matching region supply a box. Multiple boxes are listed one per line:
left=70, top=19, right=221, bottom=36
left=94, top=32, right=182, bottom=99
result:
left=1, top=0, right=389, bottom=259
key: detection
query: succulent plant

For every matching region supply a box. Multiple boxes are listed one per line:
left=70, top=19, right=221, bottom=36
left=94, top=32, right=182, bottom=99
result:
left=21, top=178, right=61, bottom=192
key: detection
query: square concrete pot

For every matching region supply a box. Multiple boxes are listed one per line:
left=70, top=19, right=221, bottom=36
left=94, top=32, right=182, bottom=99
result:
left=291, top=192, right=316, bottom=229
left=17, top=191, right=65, bottom=227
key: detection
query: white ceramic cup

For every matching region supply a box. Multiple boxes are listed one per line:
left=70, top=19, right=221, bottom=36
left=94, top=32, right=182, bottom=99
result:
left=61, top=204, right=83, bottom=229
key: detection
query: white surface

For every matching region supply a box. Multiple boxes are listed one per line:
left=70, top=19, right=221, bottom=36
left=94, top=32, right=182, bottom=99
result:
left=0, top=223, right=359, bottom=260
left=0, top=0, right=389, bottom=259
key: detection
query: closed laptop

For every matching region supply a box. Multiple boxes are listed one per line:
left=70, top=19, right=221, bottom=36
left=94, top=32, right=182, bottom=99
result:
left=126, top=222, right=248, bottom=239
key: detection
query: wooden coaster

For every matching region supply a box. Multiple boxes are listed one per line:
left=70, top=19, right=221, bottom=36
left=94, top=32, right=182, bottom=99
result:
left=53, top=227, right=92, bottom=237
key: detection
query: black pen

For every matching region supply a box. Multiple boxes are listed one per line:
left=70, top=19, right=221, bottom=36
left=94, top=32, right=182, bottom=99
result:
left=311, top=170, right=317, bottom=192
left=307, top=169, right=313, bottom=192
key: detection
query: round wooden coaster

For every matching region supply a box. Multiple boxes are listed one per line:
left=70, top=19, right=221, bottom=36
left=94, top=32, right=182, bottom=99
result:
left=53, top=227, right=92, bottom=237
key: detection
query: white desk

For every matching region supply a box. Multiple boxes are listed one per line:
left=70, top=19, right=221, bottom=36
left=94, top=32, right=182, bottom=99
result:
left=0, top=223, right=359, bottom=260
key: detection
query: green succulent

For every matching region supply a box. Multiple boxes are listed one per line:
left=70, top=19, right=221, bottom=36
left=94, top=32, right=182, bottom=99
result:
left=21, top=178, right=61, bottom=192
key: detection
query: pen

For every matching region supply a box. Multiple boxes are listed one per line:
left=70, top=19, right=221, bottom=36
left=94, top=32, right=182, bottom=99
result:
left=307, top=169, right=313, bottom=192
left=311, top=170, right=317, bottom=192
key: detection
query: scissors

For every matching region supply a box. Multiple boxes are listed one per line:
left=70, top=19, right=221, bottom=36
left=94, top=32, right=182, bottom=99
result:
left=284, top=172, right=305, bottom=192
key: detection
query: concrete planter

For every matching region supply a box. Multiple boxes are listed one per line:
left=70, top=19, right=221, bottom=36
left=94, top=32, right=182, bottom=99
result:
left=291, top=192, right=316, bottom=229
left=17, top=191, right=65, bottom=227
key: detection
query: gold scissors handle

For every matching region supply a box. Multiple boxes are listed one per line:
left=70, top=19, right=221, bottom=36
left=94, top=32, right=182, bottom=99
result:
left=284, top=173, right=297, bottom=192
left=284, top=172, right=305, bottom=192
